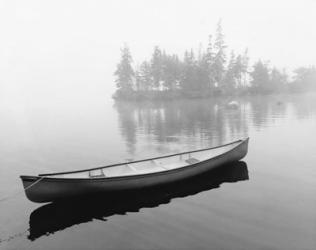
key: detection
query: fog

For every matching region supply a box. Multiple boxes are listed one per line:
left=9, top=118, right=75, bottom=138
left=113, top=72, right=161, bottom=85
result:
left=1, top=2, right=316, bottom=248
left=0, top=0, right=315, bottom=104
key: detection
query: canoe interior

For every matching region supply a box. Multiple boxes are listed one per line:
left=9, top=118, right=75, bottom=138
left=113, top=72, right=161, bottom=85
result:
left=41, top=140, right=242, bottom=179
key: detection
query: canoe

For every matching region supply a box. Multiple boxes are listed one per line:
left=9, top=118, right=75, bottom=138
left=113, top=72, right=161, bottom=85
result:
left=28, top=161, right=248, bottom=240
left=20, top=138, right=249, bottom=203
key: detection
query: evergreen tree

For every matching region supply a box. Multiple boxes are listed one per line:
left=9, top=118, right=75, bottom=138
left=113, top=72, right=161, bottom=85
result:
left=205, top=35, right=216, bottom=89
left=233, top=54, right=243, bottom=88
left=213, top=20, right=227, bottom=88
left=134, top=67, right=141, bottom=91
left=197, top=42, right=204, bottom=62
left=172, top=55, right=183, bottom=89
left=196, top=55, right=211, bottom=93
left=139, top=61, right=152, bottom=91
left=241, top=48, right=249, bottom=86
left=270, top=67, right=288, bottom=92
left=223, top=51, right=236, bottom=94
left=162, top=54, right=181, bottom=91
left=250, top=60, right=271, bottom=93
left=291, top=66, right=316, bottom=92
left=113, top=20, right=310, bottom=100
left=151, top=46, right=163, bottom=90
left=114, top=45, right=134, bottom=91
left=181, top=50, right=197, bottom=93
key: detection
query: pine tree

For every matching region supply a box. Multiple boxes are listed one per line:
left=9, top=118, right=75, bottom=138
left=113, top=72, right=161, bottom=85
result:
left=270, top=67, right=288, bottom=92
left=241, top=48, right=249, bottom=86
left=151, top=46, right=163, bottom=90
left=181, top=50, right=197, bottom=93
left=134, top=66, right=141, bottom=91
left=172, top=55, right=182, bottom=90
left=196, top=55, right=211, bottom=93
left=205, top=35, right=216, bottom=89
left=205, top=35, right=214, bottom=65
left=233, top=54, right=243, bottom=88
left=114, top=45, right=134, bottom=91
left=197, top=42, right=204, bottom=62
left=162, top=54, right=181, bottom=91
left=213, top=20, right=227, bottom=89
left=113, top=20, right=304, bottom=100
left=250, top=60, right=271, bottom=93
left=223, top=51, right=236, bottom=94
left=291, top=66, right=316, bottom=92
left=139, top=61, right=152, bottom=91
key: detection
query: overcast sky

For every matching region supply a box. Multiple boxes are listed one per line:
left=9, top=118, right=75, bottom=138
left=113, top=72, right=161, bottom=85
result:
left=0, top=0, right=315, bottom=101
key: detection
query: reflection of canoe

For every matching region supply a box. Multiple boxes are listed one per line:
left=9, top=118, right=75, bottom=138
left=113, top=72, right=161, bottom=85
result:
left=20, top=138, right=249, bottom=203
left=28, top=161, right=249, bottom=241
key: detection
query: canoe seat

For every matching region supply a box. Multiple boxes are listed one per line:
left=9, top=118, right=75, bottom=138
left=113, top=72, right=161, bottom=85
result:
left=89, top=169, right=105, bottom=178
left=185, top=157, right=200, bottom=165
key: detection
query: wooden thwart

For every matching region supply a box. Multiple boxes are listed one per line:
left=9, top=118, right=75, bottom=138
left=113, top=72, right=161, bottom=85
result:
left=185, top=157, right=200, bottom=165
left=89, top=169, right=105, bottom=178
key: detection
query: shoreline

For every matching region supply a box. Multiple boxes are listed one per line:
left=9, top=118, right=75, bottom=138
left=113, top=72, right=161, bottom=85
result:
left=112, top=90, right=316, bottom=103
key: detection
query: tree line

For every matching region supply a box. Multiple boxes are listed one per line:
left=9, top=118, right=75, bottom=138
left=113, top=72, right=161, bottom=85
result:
left=114, top=20, right=316, bottom=100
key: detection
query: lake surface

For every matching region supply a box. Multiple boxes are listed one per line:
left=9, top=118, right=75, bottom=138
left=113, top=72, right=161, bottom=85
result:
left=1, top=93, right=316, bottom=250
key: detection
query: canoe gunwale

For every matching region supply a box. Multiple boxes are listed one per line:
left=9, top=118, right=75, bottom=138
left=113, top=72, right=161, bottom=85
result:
left=20, top=138, right=249, bottom=183
left=41, top=138, right=246, bottom=176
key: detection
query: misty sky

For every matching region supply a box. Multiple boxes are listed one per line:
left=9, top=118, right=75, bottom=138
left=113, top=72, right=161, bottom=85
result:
left=0, top=0, right=315, bottom=101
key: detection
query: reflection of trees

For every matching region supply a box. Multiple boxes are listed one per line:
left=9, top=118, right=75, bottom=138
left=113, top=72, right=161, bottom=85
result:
left=248, top=94, right=316, bottom=129
left=226, top=106, right=249, bottom=140
left=115, top=103, right=137, bottom=155
left=249, top=96, right=271, bottom=129
left=115, top=94, right=316, bottom=155
left=115, top=99, right=250, bottom=154
left=249, top=95, right=291, bottom=129
left=289, top=94, right=316, bottom=120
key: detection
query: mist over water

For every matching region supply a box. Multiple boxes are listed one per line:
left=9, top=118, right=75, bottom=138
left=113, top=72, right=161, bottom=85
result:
left=1, top=1, right=316, bottom=249
left=1, top=93, right=316, bottom=250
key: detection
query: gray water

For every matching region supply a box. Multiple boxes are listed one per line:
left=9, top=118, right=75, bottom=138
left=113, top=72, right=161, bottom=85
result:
left=0, top=94, right=316, bottom=250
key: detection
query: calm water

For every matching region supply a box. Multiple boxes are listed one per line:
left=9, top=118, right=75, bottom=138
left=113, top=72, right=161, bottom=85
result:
left=1, top=94, right=316, bottom=250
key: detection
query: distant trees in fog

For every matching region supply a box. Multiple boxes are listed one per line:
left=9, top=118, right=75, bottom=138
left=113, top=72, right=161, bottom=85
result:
left=290, top=67, right=316, bottom=92
left=114, top=45, right=134, bottom=91
left=114, top=22, right=316, bottom=100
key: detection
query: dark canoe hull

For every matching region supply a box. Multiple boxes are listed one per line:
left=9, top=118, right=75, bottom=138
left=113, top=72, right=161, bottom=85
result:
left=20, top=138, right=249, bottom=203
